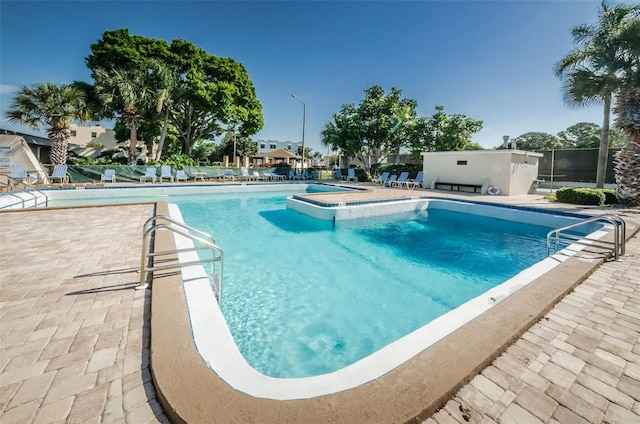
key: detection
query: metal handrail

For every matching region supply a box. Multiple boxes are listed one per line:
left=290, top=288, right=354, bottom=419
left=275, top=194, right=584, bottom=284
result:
left=547, top=214, right=625, bottom=261
left=139, top=215, right=223, bottom=303
left=0, top=180, right=49, bottom=209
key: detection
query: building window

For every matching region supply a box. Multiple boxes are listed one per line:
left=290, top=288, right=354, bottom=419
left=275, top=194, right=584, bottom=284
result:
left=270, top=144, right=277, bottom=149
left=70, top=130, right=77, bottom=137
left=287, top=144, right=292, bottom=150
left=260, top=143, right=266, bottom=149
left=91, top=132, right=97, bottom=138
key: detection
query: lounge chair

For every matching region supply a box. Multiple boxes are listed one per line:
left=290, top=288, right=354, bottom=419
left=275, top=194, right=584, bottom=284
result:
left=404, top=171, right=424, bottom=190
left=101, top=169, right=116, bottom=183
left=289, top=170, right=301, bottom=180
left=140, top=167, right=157, bottom=183
left=383, top=174, right=397, bottom=187
left=391, top=172, right=409, bottom=188
left=252, top=171, right=265, bottom=181
left=240, top=167, right=251, bottom=180
left=159, top=165, right=173, bottom=183
left=9, top=164, right=33, bottom=184
left=334, top=169, right=346, bottom=181
left=49, top=165, right=69, bottom=185
left=175, top=170, right=188, bottom=182
left=347, top=168, right=358, bottom=182
left=373, top=171, right=390, bottom=185
left=222, top=169, right=234, bottom=180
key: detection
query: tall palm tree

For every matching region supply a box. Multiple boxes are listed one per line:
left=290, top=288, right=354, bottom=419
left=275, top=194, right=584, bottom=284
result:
left=554, top=0, right=639, bottom=189
left=613, top=87, right=640, bottom=205
left=5, top=83, right=90, bottom=165
left=93, top=65, right=160, bottom=165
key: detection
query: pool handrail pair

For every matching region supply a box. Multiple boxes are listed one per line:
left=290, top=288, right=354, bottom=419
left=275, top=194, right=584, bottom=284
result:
left=0, top=179, right=49, bottom=209
left=546, top=214, right=626, bottom=261
left=139, top=215, right=223, bottom=302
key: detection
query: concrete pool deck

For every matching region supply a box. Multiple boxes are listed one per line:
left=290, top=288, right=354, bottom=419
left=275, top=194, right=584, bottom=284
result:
left=1, top=186, right=639, bottom=423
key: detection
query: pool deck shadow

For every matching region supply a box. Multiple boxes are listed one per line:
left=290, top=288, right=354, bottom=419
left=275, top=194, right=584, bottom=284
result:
left=1, top=188, right=639, bottom=423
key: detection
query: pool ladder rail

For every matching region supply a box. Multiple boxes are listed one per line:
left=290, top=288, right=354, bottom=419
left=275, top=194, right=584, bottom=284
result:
left=0, top=179, right=49, bottom=209
left=139, top=215, right=223, bottom=302
left=547, top=214, right=626, bottom=261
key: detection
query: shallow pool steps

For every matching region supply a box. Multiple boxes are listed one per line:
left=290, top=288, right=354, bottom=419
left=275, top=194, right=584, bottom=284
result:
left=547, top=214, right=626, bottom=261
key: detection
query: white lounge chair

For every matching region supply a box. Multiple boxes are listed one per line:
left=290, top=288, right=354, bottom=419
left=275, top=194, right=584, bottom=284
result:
left=403, top=171, right=424, bottom=190
left=101, top=169, right=116, bottom=183
left=159, top=165, right=173, bottom=183
left=240, top=167, right=251, bottom=180
left=391, top=172, right=409, bottom=188
left=140, top=167, right=157, bottom=183
left=10, top=164, right=34, bottom=184
left=49, top=165, right=69, bottom=185
left=373, top=171, right=390, bottom=185
left=383, top=175, right=397, bottom=187
left=175, top=170, right=188, bottom=182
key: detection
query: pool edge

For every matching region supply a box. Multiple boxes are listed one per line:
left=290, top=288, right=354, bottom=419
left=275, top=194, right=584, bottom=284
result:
left=149, top=202, right=637, bottom=423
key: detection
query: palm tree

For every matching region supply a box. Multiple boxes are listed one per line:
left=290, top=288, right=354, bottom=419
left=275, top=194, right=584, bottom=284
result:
left=613, top=87, right=640, bottom=205
left=554, top=1, right=639, bottom=189
left=93, top=64, right=160, bottom=165
left=5, top=83, right=90, bottom=165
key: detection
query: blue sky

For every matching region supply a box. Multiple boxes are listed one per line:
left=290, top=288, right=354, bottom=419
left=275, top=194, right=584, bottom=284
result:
left=1, top=1, right=605, bottom=151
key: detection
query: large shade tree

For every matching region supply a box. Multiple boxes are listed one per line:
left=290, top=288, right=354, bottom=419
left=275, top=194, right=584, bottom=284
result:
left=93, top=63, right=164, bottom=164
left=5, top=82, right=90, bottom=165
left=554, top=0, right=640, bottom=188
left=86, top=29, right=263, bottom=156
left=321, top=86, right=419, bottom=174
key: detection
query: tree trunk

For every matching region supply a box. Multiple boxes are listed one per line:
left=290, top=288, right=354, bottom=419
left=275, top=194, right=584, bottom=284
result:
left=129, top=126, right=138, bottom=165
left=595, top=95, right=611, bottom=188
left=155, top=106, right=170, bottom=161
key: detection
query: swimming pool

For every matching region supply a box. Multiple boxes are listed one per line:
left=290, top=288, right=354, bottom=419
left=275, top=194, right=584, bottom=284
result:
left=21, top=183, right=601, bottom=399
left=176, top=191, right=562, bottom=378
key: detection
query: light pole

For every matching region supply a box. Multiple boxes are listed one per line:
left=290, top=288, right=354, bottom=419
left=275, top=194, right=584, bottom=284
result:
left=291, top=94, right=306, bottom=171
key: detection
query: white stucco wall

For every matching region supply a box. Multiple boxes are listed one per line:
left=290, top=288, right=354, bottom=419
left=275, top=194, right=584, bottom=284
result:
left=421, top=150, right=542, bottom=196
left=0, top=135, right=48, bottom=184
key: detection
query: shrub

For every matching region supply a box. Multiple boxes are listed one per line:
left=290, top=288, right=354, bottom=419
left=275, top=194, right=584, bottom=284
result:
left=555, top=187, right=605, bottom=206
left=601, top=189, right=618, bottom=205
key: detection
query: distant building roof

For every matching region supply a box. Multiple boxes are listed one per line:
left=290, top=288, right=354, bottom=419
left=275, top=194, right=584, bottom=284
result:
left=253, top=148, right=300, bottom=159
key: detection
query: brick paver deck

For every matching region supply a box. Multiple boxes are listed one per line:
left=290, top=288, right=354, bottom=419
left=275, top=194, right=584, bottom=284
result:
left=423, top=233, right=640, bottom=424
left=0, top=205, right=168, bottom=424
left=1, top=191, right=638, bottom=423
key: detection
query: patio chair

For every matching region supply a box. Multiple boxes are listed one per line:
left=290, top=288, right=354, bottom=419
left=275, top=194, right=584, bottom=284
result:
left=175, top=170, right=188, bottom=182
left=101, top=169, right=116, bottom=183
left=49, top=165, right=69, bottom=185
left=289, top=170, right=300, bottom=180
left=383, top=174, right=397, bottom=187
left=140, top=167, right=157, bottom=183
left=159, top=165, right=173, bottom=183
left=240, top=167, right=251, bottom=180
left=334, top=169, right=346, bottom=180
left=373, top=171, right=390, bottom=185
left=404, top=171, right=424, bottom=190
left=391, top=172, right=409, bottom=188
left=9, top=163, right=35, bottom=184
left=252, top=171, right=265, bottom=181
left=223, top=169, right=234, bottom=180
left=347, top=168, right=358, bottom=182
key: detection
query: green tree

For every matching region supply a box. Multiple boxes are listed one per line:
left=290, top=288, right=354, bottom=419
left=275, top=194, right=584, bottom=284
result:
left=86, top=29, right=264, bottom=155
left=212, top=129, right=258, bottom=162
left=557, top=122, right=626, bottom=148
left=5, top=82, right=90, bottom=165
left=409, top=106, right=483, bottom=155
left=554, top=0, right=640, bottom=188
left=93, top=63, right=164, bottom=165
left=514, top=132, right=563, bottom=150
left=321, top=86, right=418, bottom=174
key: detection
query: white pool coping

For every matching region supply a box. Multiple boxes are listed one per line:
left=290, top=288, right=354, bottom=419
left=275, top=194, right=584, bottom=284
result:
left=171, top=198, right=606, bottom=400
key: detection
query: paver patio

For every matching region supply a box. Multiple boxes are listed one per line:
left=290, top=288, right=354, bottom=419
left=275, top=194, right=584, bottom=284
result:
left=0, top=189, right=638, bottom=423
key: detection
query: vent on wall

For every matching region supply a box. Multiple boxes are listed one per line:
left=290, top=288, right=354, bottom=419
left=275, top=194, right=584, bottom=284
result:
left=457, top=160, right=468, bottom=165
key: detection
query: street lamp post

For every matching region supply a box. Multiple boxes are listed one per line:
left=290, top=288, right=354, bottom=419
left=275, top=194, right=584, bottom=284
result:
left=291, top=94, right=306, bottom=171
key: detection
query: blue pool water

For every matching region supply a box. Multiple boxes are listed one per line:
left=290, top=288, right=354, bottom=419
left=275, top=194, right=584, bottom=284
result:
left=174, top=190, right=555, bottom=378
